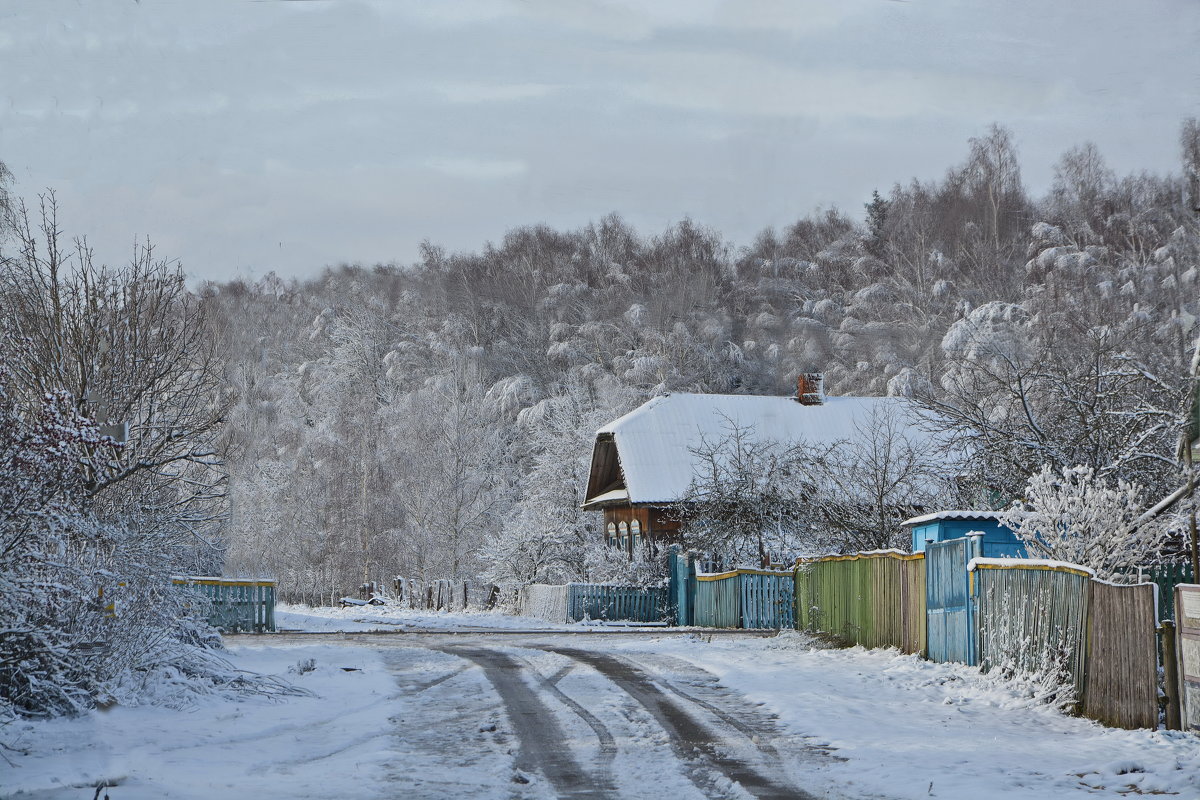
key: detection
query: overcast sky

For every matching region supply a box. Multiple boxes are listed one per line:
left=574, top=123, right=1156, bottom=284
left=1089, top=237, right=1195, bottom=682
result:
left=2, top=0, right=1199, bottom=283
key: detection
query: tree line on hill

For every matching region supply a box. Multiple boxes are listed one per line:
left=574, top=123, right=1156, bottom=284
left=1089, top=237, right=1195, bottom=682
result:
left=2, top=120, right=1199, bottom=715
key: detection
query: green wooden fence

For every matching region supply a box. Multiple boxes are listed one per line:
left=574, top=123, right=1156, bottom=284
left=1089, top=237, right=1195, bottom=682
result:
left=795, top=551, right=925, bottom=654
left=173, top=577, right=276, bottom=633
left=1135, top=563, right=1196, bottom=622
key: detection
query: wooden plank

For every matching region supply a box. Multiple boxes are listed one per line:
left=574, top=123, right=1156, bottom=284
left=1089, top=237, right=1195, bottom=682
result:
left=1083, top=581, right=1158, bottom=729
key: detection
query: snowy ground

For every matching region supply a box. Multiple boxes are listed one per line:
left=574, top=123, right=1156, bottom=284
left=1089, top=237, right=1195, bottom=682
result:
left=5, top=623, right=1200, bottom=799
left=274, top=601, right=577, bottom=632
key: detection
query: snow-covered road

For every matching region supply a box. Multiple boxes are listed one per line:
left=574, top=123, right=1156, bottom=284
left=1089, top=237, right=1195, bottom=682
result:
left=7, top=629, right=1200, bottom=799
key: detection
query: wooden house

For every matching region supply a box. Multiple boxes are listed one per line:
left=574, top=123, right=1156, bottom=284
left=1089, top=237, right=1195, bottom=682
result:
left=581, top=375, right=934, bottom=556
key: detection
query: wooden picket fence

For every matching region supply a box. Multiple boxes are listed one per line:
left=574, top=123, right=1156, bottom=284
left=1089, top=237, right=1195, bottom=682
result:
left=173, top=577, right=276, bottom=633
left=972, top=561, right=1092, bottom=710
left=568, top=584, right=669, bottom=622
left=692, top=568, right=794, bottom=629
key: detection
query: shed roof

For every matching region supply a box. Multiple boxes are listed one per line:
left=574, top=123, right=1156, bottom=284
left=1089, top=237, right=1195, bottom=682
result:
left=586, top=392, right=935, bottom=506
left=901, top=510, right=1007, bottom=527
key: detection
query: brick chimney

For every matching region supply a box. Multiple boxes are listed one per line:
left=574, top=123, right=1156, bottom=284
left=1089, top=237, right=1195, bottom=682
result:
left=795, top=372, right=824, bottom=405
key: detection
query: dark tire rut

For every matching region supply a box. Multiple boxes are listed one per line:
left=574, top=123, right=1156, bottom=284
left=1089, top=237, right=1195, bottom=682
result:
left=543, top=647, right=820, bottom=800
left=440, top=646, right=616, bottom=799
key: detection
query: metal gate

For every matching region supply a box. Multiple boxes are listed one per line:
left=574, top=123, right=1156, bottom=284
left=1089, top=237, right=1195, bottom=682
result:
left=925, top=537, right=980, bottom=664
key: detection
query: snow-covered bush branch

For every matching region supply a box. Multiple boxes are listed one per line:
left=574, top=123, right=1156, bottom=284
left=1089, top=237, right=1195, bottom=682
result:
left=999, top=465, right=1167, bottom=581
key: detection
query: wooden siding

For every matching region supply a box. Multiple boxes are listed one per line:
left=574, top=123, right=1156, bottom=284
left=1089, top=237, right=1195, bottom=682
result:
left=1083, top=581, right=1159, bottom=729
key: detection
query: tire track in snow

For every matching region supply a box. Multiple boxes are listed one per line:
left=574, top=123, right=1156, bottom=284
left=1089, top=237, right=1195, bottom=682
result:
left=440, top=646, right=616, bottom=799
left=542, top=647, right=819, bottom=800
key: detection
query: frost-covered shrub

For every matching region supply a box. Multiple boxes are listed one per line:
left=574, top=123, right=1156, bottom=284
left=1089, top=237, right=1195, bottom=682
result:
left=0, top=368, right=235, bottom=719
left=999, top=465, right=1167, bottom=582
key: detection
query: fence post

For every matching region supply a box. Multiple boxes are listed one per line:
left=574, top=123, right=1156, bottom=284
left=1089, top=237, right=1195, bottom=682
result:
left=1162, top=621, right=1183, bottom=730
left=686, top=553, right=698, bottom=627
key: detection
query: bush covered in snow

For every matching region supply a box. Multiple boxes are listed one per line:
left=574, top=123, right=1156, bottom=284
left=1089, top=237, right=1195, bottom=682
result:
left=0, top=369, right=239, bottom=718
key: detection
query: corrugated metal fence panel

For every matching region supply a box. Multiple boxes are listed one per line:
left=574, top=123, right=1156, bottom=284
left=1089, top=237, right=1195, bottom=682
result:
left=1138, top=564, right=1196, bottom=622
left=173, top=578, right=277, bottom=633
left=974, top=564, right=1090, bottom=708
left=567, top=584, right=669, bottom=622
left=694, top=572, right=741, bottom=628
left=795, top=552, right=926, bottom=654
left=1083, top=581, right=1158, bottom=729
left=1178, top=584, right=1200, bottom=732
left=739, top=571, right=795, bottom=629
left=925, top=538, right=975, bottom=665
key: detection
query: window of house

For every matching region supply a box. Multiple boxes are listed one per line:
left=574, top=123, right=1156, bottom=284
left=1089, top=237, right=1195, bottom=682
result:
left=618, top=521, right=629, bottom=553
left=630, top=519, right=641, bottom=553
left=606, top=522, right=617, bottom=548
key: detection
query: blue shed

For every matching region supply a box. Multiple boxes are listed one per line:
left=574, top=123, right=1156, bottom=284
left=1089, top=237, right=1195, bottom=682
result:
left=903, top=510, right=1027, bottom=558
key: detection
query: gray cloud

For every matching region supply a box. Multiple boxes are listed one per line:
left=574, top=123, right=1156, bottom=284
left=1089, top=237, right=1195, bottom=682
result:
left=0, top=0, right=1197, bottom=282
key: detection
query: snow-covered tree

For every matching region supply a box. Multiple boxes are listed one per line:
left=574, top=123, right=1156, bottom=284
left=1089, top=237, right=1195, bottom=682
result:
left=0, top=361, right=224, bottom=718
left=999, top=465, right=1167, bottom=581
left=677, top=420, right=815, bottom=567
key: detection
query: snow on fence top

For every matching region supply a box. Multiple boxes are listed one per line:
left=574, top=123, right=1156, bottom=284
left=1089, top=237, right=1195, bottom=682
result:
left=795, top=548, right=924, bottom=565
left=966, top=557, right=1094, bottom=578
left=594, top=393, right=935, bottom=504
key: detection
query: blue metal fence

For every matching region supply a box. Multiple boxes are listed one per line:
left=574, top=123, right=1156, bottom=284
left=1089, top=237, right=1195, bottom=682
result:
left=925, top=536, right=980, bottom=664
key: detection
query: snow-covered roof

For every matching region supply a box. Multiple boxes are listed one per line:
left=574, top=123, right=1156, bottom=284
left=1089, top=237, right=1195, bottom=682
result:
left=901, top=510, right=1007, bottom=527
left=591, top=393, right=935, bottom=505
left=581, top=488, right=629, bottom=509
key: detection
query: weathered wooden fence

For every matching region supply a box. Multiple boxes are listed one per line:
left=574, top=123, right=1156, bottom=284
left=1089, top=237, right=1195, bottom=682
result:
left=568, top=584, right=669, bottom=623
left=517, top=583, right=571, bottom=623
left=1083, top=580, right=1159, bottom=729
left=795, top=551, right=925, bottom=654
left=973, top=561, right=1091, bottom=710
left=1177, top=584, right=1200, bottom=732
left=173, top=577, right=276, bottom=633
left=391, top=578, right=499, bottom=611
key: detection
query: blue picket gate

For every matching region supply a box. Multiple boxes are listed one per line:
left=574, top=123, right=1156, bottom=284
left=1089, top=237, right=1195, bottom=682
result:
left=925, top=537, right=980, bottom=664
left=739, top=570, right=795, bottom=629
left=694, top=572, right=742, bottom=628
left=173, top=577, right=276, bottom=633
